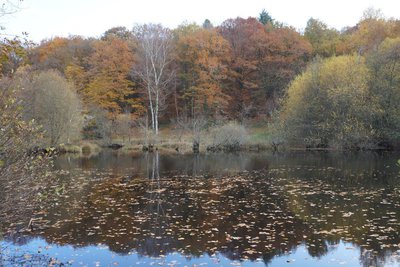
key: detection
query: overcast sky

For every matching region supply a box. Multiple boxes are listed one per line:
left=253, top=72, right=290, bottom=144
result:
left=2, top=0, right=400, bottom=42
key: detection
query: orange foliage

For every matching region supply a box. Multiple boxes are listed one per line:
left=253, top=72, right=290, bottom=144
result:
left=24, top=13, right=400, bottom=124
left=175, top=25, right=231, bottom=117
left=30, top=36, right=93, bottom=74
left=84, top=38, right=142, bottom=115
left=219, top=18, right=311, bottom=117
left=337, top=18, right=400, bottom=55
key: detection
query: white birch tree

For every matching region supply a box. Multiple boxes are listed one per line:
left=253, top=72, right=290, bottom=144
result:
left=132, top=24, right=173, bottom=136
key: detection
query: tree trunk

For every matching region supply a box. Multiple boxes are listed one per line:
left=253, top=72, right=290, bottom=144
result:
left=147, top=84, right=155, bottom=132
left=155, top=90, right=159, bottom=135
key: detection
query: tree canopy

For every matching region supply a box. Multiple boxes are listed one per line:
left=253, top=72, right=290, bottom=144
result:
left=2, top=8, right=400, bottom=147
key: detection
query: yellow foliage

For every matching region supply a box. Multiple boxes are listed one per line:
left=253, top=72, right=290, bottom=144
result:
left=281, top=55, right=378, bottom=148
left=83, top=39, right=143, bottom=115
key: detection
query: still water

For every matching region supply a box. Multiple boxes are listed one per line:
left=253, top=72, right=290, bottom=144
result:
left=1, top=151, right=400, bottom=266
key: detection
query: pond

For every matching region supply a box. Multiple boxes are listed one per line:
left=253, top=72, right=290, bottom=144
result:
left=1, top=151, right=400, bottom=266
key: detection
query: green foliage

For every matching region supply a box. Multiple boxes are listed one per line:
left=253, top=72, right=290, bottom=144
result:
left=258, top=9, right=273, bottom=25
left=202, top=19, right=213, bottom=29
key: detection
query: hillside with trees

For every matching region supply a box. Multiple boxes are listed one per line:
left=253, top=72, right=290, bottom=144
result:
left=1, top=7, right=400, bottom=151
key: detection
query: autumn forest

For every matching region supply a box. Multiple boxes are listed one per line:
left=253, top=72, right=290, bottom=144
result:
left=2, top=8, right=400, bottom=152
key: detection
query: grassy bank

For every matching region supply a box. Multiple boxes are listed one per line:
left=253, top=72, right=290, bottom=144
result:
left=86, top=124, right=280, bottom=154
left=57, top=142, right=102, bottom=155
left=60, top=123, right=396, bottom=156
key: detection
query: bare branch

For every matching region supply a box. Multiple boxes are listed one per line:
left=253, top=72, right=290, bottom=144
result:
left=132, top=24, right=174, bottom=136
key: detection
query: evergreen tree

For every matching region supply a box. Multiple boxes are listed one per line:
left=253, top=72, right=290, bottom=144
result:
left=202, top=19, right=213, bottom=29
left=258, top=9, right=273, bottom=25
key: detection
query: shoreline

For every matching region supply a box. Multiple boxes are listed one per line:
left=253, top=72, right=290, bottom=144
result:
left=54, top=141, right=400, bottom=156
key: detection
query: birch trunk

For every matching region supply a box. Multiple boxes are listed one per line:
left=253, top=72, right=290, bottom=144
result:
left=133, top=24, right=173, bottom=137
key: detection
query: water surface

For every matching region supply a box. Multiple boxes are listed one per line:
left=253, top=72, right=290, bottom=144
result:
left=1, top=151, right=400, bottom=266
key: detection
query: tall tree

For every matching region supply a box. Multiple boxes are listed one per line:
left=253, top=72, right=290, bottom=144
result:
left=174, top=23, right=231, bottom=119
left=258, top=26, right=311, bottom=113
left=102, top=26, right=133, bottom=41
left=218, top=17, right=265, bottom=117
left=258, top=9, right=273, bottom=25
left=84, top=37, right=140, bottom=115
left=219, top=17, right=311, bottom=117
left=133, top=24, right=174, bottom=135
left=304, top=18, right=340, bottom=57
left=29, top=36, right=94, bottom=74
left=202, top=19, right=213, bottom=29
left=337, top=8, right=400, bottom=55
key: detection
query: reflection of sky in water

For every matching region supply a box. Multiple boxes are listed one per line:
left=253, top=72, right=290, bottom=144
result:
left=2, top=151, right=400, bottom=266
left=1, top=239, right=381, bottom=266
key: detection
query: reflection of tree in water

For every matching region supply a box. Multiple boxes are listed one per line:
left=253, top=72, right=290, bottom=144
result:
left=4, top=173, right=309, bottom=260
left=359, top=249, right=400, bottom=267
left=138, top=152, right=173, bottom=260
left=54, top=150, right=269, bottom=177
left=2, top=152, right=400, bottom=266
left=276, top=165, right=400, bottom=267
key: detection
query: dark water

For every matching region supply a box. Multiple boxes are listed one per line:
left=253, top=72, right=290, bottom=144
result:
left=1, top=151, right=400, bottom=266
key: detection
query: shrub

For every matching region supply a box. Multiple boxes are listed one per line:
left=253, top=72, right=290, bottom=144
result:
left=58, top=144, right=81, bottom=153
left=279, top=55, right=379, bottom=149
left=366, top=37, right=400, bottom=146
left=20, top=70, right=83, bottom=146
left=207, top=122, right=248, bottom=151
left=81, top=145, right=91, bottom=154
left=82, top=106, right=112, bottom=142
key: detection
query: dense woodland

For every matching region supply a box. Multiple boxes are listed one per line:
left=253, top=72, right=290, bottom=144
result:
left=1, top=8, right=400, bottom=152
